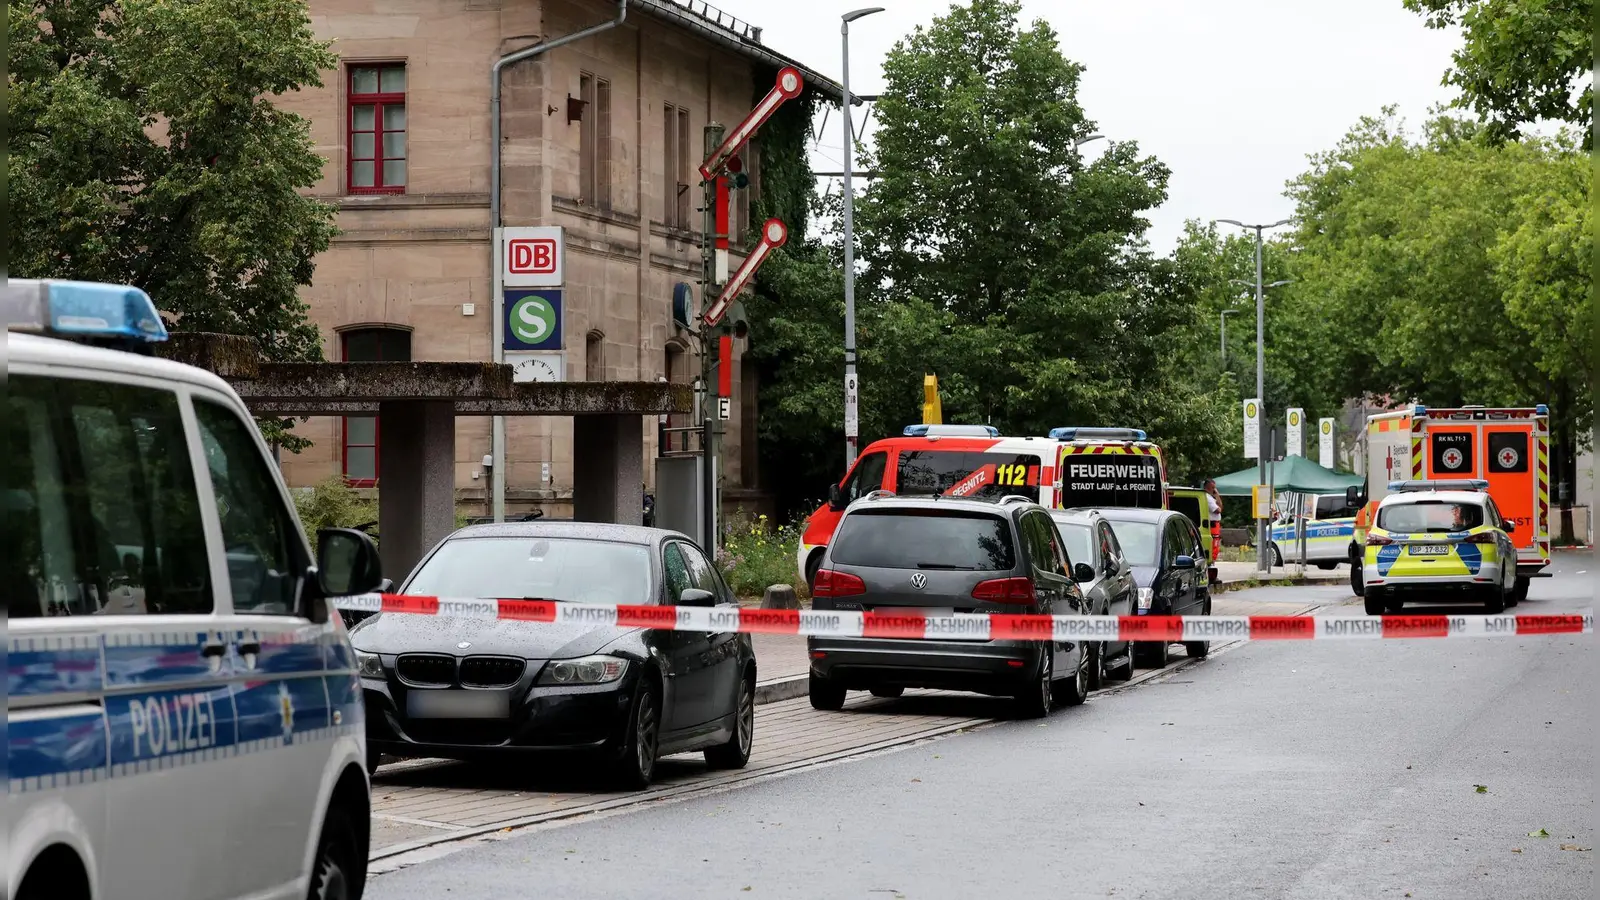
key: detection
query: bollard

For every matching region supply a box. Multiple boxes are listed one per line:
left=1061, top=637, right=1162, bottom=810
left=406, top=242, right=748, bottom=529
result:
left=761, top=584, right=798, bottom=610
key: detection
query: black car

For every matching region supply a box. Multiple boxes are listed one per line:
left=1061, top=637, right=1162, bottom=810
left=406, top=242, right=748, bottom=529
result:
left=808, top=494, right=1092, bottom=719
left=1092, top=508, right=1212, bottom=668
left=350, top=522, right=756, bottom=788
left=1049, top=509, right=1138, bottom=687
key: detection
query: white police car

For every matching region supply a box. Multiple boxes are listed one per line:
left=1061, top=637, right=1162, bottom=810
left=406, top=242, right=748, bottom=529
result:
left=6, top=280, right=386, bottom=900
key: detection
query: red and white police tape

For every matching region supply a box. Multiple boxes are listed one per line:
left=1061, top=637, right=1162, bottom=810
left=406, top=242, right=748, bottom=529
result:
left=334, top=594, right=1593, bottom=642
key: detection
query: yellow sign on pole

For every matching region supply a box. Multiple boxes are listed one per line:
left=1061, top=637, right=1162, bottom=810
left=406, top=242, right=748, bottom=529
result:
left=1252, top=484, right=1272, bottom=519
left=922, top=374, right=942, bottom=425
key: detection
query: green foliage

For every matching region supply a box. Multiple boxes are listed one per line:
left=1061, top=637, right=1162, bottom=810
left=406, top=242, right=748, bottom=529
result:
left=9, top=0, right=337, bottom=364
left=292, top=477, right=377, bottom=542
left=748, top=0, right=1243, bottom=513
left=1404, top=0, right=1591, bottom=143
left=715, top=510, right=807, bottom=600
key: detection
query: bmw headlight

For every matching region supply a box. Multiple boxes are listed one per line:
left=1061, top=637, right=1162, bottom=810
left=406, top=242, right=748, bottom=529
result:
left=538, top=656, right=629, bottom=686
left=355, top=651, right=384, bottom=679
left=1136, top=588, right=1154, bottom=611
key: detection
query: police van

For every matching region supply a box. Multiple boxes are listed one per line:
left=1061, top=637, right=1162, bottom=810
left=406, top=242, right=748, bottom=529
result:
left=7, top=280, right=386, bottom=900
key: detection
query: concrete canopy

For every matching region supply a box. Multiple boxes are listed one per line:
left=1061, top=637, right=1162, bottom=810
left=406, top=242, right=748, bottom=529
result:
left=160, top=333, right=693, bottom=581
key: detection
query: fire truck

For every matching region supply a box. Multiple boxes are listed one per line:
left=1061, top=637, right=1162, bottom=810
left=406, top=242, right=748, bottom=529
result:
left=795, top=424, right=1167, bottom=586
left=1348, top=404, right=1551, bottom=602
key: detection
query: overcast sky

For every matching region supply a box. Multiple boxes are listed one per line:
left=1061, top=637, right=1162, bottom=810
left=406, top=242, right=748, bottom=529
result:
left=707, top=0, right=1462, bottom=254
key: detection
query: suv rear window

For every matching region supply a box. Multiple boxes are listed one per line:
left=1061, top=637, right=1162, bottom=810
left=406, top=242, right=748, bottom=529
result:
left=829, top=509, right=1016, bottom=571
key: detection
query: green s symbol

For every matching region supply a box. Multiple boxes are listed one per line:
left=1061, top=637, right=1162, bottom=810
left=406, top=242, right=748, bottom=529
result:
left=511, top=295, right=556, bottom=344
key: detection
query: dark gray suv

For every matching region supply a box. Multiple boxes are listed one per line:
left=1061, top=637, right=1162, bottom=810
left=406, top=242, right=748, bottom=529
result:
left=808, top=494, right=1092, bottom=718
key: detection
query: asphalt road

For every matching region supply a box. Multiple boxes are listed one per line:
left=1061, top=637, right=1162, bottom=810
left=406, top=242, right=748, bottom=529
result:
left=369, top=553, right=1595, bottom=900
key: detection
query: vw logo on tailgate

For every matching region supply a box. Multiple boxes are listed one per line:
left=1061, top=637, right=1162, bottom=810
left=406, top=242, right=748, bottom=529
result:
left=910, top=573, right=927, bottom=590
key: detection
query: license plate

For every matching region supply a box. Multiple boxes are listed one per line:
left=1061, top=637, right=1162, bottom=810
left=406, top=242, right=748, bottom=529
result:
left=898, top=607, right=955, bottom=618
left=1409, top=544, right=1451, bottom=557
left=406, top=690, right=510, bottom=719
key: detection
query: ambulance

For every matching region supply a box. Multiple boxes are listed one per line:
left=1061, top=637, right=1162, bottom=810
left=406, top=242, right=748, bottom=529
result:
left=795, top=425, right=1167, bottom=586
left=1348, top=405, right=1550, bottom=603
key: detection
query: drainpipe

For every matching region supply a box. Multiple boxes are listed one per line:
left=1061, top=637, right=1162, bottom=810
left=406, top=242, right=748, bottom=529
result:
left=490, top=0, right=628, bottom=522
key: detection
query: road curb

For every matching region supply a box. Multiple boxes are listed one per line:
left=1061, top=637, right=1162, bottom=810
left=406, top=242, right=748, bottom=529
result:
left=756, top=674, right=808, bottom=705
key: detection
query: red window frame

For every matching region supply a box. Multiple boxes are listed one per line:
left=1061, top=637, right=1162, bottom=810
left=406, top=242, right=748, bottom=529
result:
left=340, top=328, right=411, bottom=486
left=347, top=64, right=406, bottom=195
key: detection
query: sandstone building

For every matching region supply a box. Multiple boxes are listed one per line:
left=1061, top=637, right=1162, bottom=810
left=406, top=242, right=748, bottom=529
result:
left=276, top=0, right=838, bottom=518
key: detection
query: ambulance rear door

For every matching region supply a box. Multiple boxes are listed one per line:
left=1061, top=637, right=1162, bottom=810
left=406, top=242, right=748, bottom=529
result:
left=1481, top=419, right=1541, bottom=563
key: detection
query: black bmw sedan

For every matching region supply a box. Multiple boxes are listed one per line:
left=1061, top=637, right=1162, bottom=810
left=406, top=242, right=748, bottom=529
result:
left=349, top=522, right=756, bottom=788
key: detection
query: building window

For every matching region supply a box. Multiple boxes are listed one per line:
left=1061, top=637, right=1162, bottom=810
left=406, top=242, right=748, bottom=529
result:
left=349, top=64, right=406, bottom=194
left=586, top=331, right=604, bottom=381
left=341, top=327, right=412, bottom=486
left=663, top=104, right=693, bottom=228
left=579, top=73, right=611, bottom=209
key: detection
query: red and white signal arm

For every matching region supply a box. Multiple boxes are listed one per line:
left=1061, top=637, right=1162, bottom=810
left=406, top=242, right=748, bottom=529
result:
left=700, top=67, right=805, bottom=181
left=502, top=226, right=564, bottom=287
left=703, top=218, right=788, bottom=327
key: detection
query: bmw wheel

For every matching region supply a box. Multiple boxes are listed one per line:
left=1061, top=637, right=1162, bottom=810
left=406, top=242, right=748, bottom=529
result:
left=705, top=671, right=754, bottom=770
left=611, top=681, right=661, bottom=789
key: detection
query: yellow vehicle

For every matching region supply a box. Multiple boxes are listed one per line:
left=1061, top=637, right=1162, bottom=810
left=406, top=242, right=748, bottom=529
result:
left=1362, top=480, right=1519, bottom=615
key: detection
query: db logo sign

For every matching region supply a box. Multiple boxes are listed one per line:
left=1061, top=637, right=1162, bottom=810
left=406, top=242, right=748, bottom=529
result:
left=502, top=226, right=563, bottom=286
left=509, top=239, right=556, bottom=275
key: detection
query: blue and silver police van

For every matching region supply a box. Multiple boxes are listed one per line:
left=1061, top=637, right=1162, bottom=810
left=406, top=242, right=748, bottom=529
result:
left=7, top=279, right=386, bottom=900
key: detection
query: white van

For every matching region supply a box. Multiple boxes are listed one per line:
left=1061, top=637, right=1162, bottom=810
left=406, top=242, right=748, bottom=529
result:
left=7, top=279, right=386, bottom=900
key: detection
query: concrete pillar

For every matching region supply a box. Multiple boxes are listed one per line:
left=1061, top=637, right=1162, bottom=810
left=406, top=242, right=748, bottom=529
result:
left=573, top=414, right=643, bottom=525
left=377, top=401, right=457, bottom=582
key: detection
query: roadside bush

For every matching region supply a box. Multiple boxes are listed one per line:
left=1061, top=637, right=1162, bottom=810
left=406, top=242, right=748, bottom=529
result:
left=717, top=510, right=807, bottom=601
left=293, top=476, right=378, bottom=543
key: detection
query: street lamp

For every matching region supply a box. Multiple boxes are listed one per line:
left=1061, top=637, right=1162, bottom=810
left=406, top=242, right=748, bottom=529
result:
left=1074, top=133, right=1105, bottom=149
left=1217, top=217, right=1292, bottom=572
left=1220, top=308, right=1240, bottom=364
left=841, top=6, right=885, bottom=469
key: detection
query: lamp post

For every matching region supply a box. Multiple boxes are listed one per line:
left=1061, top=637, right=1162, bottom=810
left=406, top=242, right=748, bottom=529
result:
left=840, top=6, right=884, bottom=470
left=1218, top=218, right=1292, bottom=572
left=1220, top=308, right=1240, bottom=365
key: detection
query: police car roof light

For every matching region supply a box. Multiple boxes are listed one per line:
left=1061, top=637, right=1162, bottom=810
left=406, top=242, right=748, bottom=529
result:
left=3, top=278, right=169, bottom=344
left=1048, top=426, right=1148, bottom=442
left=902, top=424, right=1000, bottom=438
left=1389, top=479, right=1489, bottom=493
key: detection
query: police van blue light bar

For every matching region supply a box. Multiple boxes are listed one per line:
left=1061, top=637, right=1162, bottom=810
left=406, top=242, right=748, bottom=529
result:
left=903, top=424, right=1000, bottom=438
left=1389, top=479, right=1489, bottom=492
left=1048, top=427, right=1147, bottom=442
left=2, top=279, right=169, bottom=343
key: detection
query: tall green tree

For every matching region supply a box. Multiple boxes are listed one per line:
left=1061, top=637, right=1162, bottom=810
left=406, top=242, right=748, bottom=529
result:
left=9, top=0, right=336, bottom=364
left=1284, top=110, right=1589, bottom=539
left=1404, top=0, right=1592, bottom=142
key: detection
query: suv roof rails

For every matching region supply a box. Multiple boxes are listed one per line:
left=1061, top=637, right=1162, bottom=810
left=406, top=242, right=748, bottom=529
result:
left=857, top=489, right=897, bottom=503
left=997, top=494, right=1033, bottom=506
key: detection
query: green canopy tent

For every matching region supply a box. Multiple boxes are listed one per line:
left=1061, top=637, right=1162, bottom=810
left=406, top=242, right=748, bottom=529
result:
left=1209, top=456, right=1363, bottom=497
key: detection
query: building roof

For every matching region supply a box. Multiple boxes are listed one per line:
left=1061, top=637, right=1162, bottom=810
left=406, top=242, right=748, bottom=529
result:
left=631, top=0, right=846, bottom=103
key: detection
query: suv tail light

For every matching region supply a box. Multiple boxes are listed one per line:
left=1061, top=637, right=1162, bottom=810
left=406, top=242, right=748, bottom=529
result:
left=812, top=569, right=865, bottom=597
left=972, top=577, right=1036, bottom=604
left=1366, top=534, right=1393, bottom=546
left=1463, top=532, right=1495, bottom=544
